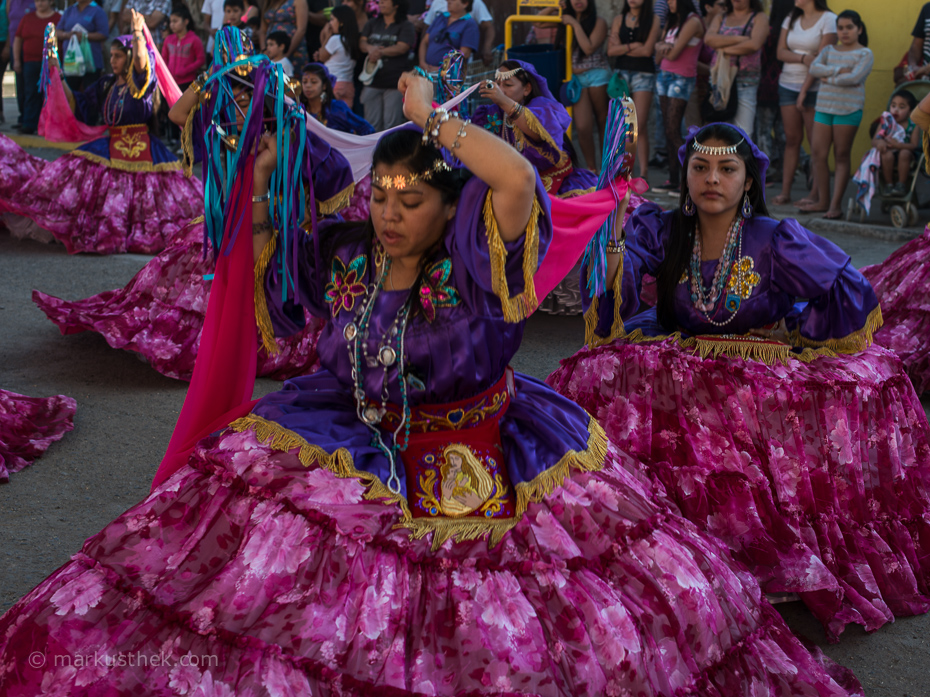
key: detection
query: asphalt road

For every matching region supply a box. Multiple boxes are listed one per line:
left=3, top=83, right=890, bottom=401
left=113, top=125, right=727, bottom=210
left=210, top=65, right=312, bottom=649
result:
left=1, top=148, right=929, bottom=695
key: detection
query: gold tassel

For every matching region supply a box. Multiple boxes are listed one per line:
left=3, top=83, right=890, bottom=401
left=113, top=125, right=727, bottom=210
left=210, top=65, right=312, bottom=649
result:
left=253, top=233, right=280, bottom=355
left=790, top=305, right=883, bottom=354
left=482, top=191, right=543, bottom=323
left=127, top=58, right=153, bottom=100
left=518, top=108, right=569, bottom=169
left=317, top=183, right=355, bottom=216
left=181, top=104, right=199, bottom=178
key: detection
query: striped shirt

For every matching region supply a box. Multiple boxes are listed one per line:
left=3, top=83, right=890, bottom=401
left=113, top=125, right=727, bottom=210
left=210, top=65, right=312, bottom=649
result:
left=808, top=45, right=874, bottom=116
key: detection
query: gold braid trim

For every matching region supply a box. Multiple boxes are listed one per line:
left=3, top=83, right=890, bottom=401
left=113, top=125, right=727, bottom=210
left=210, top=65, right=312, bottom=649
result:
left=789, top=305, right=883, bottom=354
left=70, top=149, right=181, bottom=172
left=230, top=413, right=409, bottom=510
left=482, top=191, right=543, bottom=323
left=181, top=103, right=199, bottom=178
left=229, top=412, right=607, bottom=551
left=127, top=59, right=153, bottom=100
left=317, top=182, right=355, bottom=216
left=253, top=233, right=280, bottom=355
left=583, top=254, right=625, bottom=348
left=514, top=107, right=570, bottom=170
left=618, top=329, right=841, bottom=365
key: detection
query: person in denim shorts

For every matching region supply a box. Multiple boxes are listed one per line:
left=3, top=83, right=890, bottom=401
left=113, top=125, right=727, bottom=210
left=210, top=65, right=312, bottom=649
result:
left=608, top=0, right=660, bottom=179
left=653, top=0, right=704, bottom=193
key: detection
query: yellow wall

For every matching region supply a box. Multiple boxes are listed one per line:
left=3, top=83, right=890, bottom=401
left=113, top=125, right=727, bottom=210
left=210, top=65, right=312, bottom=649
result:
left=842, top=0, right=924, bottom=162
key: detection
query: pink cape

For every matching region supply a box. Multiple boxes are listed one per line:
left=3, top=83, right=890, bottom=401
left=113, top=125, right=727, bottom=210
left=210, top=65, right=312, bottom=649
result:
left=38, top=25, right=181, bottom=144
left=151, top=176, right=642, bottom=491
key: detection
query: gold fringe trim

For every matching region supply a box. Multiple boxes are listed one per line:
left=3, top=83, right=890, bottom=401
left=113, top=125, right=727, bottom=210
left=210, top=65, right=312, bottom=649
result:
left=482, top=191, right=543, bottom=323
left=618, top=328, right=841, bottom=365
left=230, top=413, right=409, bottom=511
left=555, top=186, right=597, bottom=199
left=181, top=103, right=199, bottom=178
left=515, top=108, right=570, bottom=170
left=790, top=305, right=883, bottom=354
left=71, top=149, right=181, bottom=173
left=127, top=59, right=153, bottom=100
left=316, top=182, right=355, bottom=216
left=253, top=233, right=280, bottom=355
left=583, top=254, right=625, bottom=348
left=229, top=411, right=608, bottom=551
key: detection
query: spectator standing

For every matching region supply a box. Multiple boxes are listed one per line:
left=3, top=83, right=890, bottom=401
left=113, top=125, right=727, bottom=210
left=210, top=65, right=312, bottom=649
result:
left=653, top=0, right=703, bottom=193
left=909, top=1, right=930, bottom=68
left=421, top=0, right=494, bottom=64
left=265, top=29, right=293, bottom=74
left=418, top=0, right=479, bottom=72
left=753, top=0, right=792, bottom=187
left=315, top=4, right=360, bottom=104
left=0, top=0, right=8, bottom=124
left=7, top=0, right=33, bottom=129
left=704, top=0, right=768, bottom=136
left=607, top=0, right=659, bottom=180
left=223, top=0, right=253, bottom=41
left=162, top=4, right=204, bottom=89
left=56, top=0, right=109, bottom=101
left=261, top=0, right=309, bottom=73
left=560, top=0, right=608, bottom=173
left=801, top=9, right=873, bottom=219
left=121, top=0, right=171, bottom=45
left=12, top=0, right=60, bottom=134
left=201, top=0, right=224, bottom=52
left=301, top=0, right=328, bottom=68
left=359, top=0, right=415, bottom=130
left=773, top=0, right=835, bottom=206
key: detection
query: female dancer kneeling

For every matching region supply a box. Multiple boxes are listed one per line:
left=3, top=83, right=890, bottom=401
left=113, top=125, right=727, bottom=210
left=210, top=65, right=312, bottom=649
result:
left=0, top=78, right=860, bottom=696
left=549, top=122, right=930, bottom=641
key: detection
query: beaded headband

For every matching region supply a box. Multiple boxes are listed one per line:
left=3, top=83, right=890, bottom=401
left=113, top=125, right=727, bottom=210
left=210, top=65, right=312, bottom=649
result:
left=691, top=137, right=745, bottom=156
left=371, top=159, right=452, bottom=190
left=494, top=66, right=523, bottom=82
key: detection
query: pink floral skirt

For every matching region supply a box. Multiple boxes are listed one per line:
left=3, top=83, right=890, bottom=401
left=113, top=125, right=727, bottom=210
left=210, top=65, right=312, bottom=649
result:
left=548, top=339, right=930, bottom=640
left=0, top=388, right=76, bottom=482
left=0, top=134, right=45, bottom=201
left=862, top=225, right=930, bottom=393
left=3, top=152, right=203, bottom=255
left=0, top=428, right=861, bottom=695
left=33, top=222, right=324, bottom=381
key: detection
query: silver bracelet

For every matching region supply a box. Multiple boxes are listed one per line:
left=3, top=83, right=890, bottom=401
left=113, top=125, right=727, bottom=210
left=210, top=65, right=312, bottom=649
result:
left=452, top=119, right=470, bottom=149
left=252, top=192, right=270, bottom=203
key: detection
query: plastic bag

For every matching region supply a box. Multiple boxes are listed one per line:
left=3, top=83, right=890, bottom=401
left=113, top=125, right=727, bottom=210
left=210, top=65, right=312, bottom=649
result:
left=62, top=34, right=86, bottom=77
left=79, top=33, right=94, bottom=70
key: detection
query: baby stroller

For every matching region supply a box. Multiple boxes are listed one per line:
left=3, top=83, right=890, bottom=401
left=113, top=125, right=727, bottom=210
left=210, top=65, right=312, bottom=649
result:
left=847, top=80, right=930, bottom=228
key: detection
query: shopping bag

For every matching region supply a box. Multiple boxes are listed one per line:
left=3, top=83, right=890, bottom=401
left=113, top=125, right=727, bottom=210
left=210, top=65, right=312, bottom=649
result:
left=79, top=33, right=94, bottom=69
left=62, top=35, right=86, bottom=76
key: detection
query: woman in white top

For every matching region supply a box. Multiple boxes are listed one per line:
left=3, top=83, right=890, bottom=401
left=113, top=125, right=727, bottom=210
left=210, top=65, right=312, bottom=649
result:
left=315, top=5, right=361, bottom=105
left=773, top=0, right=836, bottom=205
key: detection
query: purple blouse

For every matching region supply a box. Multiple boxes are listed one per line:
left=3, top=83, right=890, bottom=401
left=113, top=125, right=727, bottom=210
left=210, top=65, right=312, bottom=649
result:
left=75, top=67, right=158, bottom=128
left=252, top=175, right=598, bottom=503
left=586, top=202, right=879, bottom=346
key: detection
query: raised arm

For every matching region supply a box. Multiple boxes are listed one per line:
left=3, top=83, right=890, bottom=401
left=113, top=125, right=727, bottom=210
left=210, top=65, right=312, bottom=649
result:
left=401, top=73, right=535, bottom=242
left=130, top=9, right=149, bottom=73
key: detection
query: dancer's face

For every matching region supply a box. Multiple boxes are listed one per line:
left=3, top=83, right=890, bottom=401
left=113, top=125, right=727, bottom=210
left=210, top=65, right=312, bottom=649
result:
left=110, top=46, right=128, bottom=76
left=685, top=140, right=752, bottom=218
left=370, top=163, right=457, bottom=264
left=301, top=73, right=323, bottom=101
left=496, top=75, right=531, bottom=104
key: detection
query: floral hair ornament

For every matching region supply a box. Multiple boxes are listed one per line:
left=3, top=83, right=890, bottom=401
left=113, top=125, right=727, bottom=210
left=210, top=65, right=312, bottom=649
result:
left=371, top=159, right=452, bottom=190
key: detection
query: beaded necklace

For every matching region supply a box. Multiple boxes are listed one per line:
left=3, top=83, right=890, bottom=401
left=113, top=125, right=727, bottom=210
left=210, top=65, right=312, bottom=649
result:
left=343, top=249, right=414, bottom=495
left=689, top=216, right=744, bottom=327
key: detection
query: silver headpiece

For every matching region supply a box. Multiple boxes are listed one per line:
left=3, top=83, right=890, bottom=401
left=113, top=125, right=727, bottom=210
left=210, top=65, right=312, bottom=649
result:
left=691, top=137, right=745, bottom=156
left=494, top=66, right=523, bottom=82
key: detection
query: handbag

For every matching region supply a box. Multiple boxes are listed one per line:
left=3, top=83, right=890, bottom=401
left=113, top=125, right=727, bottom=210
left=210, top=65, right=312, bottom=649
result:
left=63, top=35, right=86, bottom=77
left=700, top=12, right=756, bottom=124
left=607, top=72, right=629, bottom=99
left=559, top=75, right=582, bottom=106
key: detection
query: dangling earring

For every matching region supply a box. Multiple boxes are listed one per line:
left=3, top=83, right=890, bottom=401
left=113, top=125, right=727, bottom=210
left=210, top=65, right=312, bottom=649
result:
left=682, top=194, right=696, bottom=217
left=741, top=192, right=753, bottom=219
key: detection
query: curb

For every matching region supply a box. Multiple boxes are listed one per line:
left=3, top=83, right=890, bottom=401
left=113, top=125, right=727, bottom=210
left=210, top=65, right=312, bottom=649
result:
left=768, top=205, right=924, bottom=243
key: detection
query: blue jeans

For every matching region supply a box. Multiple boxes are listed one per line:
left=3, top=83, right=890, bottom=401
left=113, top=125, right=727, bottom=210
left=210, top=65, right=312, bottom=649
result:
left=21, top=61, right=42, bottom=131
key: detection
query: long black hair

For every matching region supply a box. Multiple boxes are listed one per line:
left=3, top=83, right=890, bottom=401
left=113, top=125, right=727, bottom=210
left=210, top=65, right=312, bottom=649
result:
left=655, top=124, right=769, bottom=331
left=560, top=0, right=600, bottom=49
left=665, top=0, right=694, bottom=34
left=768, top=0, right=794, bottom=36
left=331, top=4, right=362, bottom=63
left=620, top=0, right=654, bottom=43
left=837, top=9, right=867, bottom=47
left=320, top=129, right=471, bottom=321
left=786, top=0, right=829, bottom=30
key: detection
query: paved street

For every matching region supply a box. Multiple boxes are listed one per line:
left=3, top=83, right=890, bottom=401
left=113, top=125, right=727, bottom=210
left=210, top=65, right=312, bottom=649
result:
left=1, top=134, right=929, bottom=695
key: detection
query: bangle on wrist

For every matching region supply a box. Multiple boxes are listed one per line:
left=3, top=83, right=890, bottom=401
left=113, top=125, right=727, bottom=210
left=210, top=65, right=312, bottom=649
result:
left=252, top=192, right=270, bottom=203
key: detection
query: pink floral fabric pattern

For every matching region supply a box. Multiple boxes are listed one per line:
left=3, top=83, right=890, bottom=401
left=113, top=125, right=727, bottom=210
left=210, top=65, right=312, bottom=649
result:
left=0, top=388, right=76, bottom=482
left=33, top=221, right=324, bottom=382
left=548, top=340, right=930, bottom=641
left=0, top=428, right=862, bottom=696
left=3, top=152, right=203, bottom=255
left=862, top=224, right=930, bottom=393
left=342, top=174, right=371, bottom=222
left=0, top=134, right=44, bottom=201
